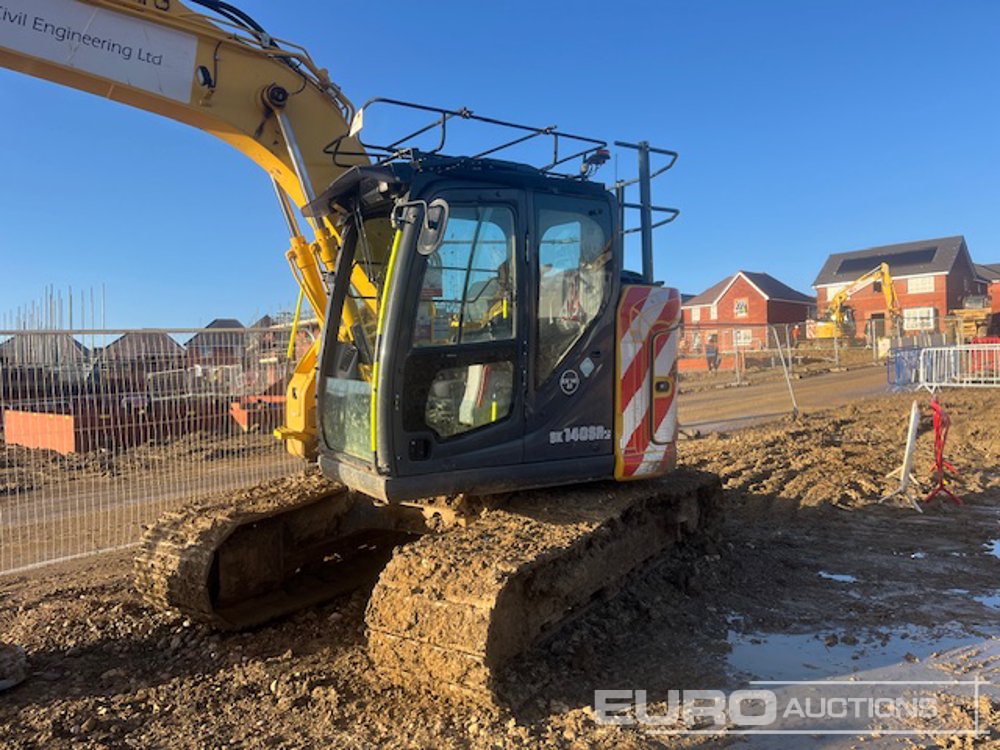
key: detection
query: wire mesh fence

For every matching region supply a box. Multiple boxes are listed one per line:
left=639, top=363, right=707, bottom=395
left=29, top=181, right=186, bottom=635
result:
left=677, top=322, right=873, bottom=389
left=0, top=326, right=309, bottom=575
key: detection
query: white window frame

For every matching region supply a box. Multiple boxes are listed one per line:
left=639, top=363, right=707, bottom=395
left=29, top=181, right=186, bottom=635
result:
left=907, top=276, right=935, bottom=294
left=902, top=306, right=936, bottom=331
left=710, top=304, right=718, bottom=321
left=691, top=307, right=701, bottom=323
left=734, top=328, right=753, bottom=346
left=733, top=298, right=749, bottom=318
left=825, top=284, right=846, bottom=301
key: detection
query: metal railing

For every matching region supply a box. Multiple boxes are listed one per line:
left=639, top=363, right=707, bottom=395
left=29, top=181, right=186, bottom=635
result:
left=918, top=344, right=1000, bottom=390
left=0, top=327, right=306, bottom=575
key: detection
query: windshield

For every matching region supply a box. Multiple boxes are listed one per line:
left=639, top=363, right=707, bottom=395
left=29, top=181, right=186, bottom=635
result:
left=320, top=210, right=395, bottom=462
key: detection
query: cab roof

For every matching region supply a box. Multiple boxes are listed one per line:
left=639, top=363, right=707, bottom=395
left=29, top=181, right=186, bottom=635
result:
left=304, top=154, right=610, bottom=219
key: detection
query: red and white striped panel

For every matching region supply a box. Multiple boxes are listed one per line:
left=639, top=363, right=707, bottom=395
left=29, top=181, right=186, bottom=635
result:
left=614, top=285, right=681, bottom=480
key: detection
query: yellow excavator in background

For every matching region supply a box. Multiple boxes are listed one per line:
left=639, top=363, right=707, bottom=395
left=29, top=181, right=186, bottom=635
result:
left=812, top=262, right=901, bottom=339
left=0, top=0, right=719, bottom=704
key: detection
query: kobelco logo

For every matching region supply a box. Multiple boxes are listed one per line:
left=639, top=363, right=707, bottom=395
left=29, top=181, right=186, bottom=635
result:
left=559, top=369, right=580, bottom=395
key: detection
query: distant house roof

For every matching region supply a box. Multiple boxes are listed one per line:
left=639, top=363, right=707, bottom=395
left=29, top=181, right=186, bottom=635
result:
left=683, top=271, right=815, bottom=307
left=102, top=332, right=185, bottom=361
left=205, top=318, right=244, bottom=330
left=976, top=263, right=1000, bottom=282
left=813, top=236, right=969, bottom=287
left=0, top=333, right=89, bottom=365
left=186, top=318, right=245, bottom=350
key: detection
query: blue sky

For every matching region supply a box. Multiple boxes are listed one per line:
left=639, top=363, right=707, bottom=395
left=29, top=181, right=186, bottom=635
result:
left=1, top=0, right=999, bottom=328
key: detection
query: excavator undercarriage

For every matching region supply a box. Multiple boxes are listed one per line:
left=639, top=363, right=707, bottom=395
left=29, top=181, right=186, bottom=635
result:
left=134, top=469, right=721, bottom=705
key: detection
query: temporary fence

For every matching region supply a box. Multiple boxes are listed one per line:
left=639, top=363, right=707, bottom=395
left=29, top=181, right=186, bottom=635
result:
left=677, top=323, right=801, bottom=429
left=886, top=347, right=923, bottom=389
left=917, top=344, right=1000, bottom=390
left=0, top=327, right=308, bottom=575
left=680, top=323, right=794, bottom=377
left=677, top=322, right=879, bottom=385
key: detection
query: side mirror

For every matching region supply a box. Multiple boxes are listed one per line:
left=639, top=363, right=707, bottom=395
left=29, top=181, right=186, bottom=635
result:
left=417, top=199, right=449, bottom=256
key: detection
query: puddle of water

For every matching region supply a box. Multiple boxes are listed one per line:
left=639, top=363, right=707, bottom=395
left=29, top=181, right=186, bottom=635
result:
left=984, top=539, right=1000, bottom=559
left=818, top=571, right=858, bottom=583
left=727, top=626, right=978, bottom=682
left=974, top=591, right=1000, bottom=609
left=947, top=588, right=971, bottom=595
left=910, top=551, right=927, bottom=560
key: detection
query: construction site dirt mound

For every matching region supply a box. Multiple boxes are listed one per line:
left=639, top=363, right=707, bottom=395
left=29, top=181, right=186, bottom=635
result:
left=683, top=389, right=1000, bottom=508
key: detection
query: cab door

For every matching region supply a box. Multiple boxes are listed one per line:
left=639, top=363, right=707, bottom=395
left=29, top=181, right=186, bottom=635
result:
left=386, top=190, right=526, bottom=478
left=524, top=192, right=618, bottom=465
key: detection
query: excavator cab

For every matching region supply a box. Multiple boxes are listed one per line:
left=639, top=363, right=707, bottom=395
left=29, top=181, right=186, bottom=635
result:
left=313, top=159, right=620, bottom=501
left=306, top=101, right=681, bottom=502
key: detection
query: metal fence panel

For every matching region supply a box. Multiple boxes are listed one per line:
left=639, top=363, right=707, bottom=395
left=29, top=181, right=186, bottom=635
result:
left=0, top=327, right=306, bottom=575
left=919, top=344, right=1000, bottom=389
left=886, top=347, right=922, bottom=389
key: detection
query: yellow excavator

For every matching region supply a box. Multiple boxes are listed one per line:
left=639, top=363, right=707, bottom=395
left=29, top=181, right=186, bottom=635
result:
left=0, top=0, right=720, bottom=704
left=813, top=262, right=901, bottom=339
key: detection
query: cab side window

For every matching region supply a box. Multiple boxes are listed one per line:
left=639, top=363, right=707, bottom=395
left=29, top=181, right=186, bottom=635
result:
left=536, top=199, right=611, bottom=384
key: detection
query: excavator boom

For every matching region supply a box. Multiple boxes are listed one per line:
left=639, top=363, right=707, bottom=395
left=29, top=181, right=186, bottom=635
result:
left=815, top=262, right=901, bottom=339
left=0, top=0, right=372, bottom=455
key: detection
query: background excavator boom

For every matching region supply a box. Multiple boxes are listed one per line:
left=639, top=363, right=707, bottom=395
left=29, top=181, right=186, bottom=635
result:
left=815, top=261, right=901, bottom=339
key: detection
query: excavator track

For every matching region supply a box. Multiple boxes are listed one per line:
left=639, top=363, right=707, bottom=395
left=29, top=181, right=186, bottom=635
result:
left=365, top=468, right=722, bottom=706
left=134, top=474, right=417, bottom=630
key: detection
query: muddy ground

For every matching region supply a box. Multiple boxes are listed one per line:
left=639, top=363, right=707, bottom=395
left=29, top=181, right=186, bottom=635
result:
left=3, top=389, right=1000, bottom=748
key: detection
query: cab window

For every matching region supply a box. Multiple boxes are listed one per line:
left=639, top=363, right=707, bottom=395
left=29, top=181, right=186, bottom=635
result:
left=412, top=206, right=515, bottom=348
left=536, top=197, right=611, bottom=384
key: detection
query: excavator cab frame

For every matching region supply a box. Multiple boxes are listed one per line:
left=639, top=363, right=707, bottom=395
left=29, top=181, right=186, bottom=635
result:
left=311, top=157, right=626, bottom=502
left=297, top=100, right=681, bottom=503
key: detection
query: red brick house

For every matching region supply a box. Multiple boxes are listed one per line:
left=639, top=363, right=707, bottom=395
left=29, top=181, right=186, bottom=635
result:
left=976, top=263, right=1000, bottom=314
left=681, top=270, right=815, bottom=349
left=813, top=236, right=985, bottom=337
left=185, top=318, right=245, bottom=366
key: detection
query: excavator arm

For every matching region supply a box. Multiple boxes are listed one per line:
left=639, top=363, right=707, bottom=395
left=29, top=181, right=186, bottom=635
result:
left=0, top=0, right=370, bottom=456
left=824, top=262, right=900, bottom=336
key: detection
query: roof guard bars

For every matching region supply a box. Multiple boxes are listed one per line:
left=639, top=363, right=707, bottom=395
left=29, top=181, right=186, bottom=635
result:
left=324, top=98, right=609, bottom=178
left=614, top=140, right=680, bottom=284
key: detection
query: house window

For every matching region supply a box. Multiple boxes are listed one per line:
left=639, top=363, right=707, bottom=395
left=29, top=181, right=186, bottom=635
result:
left=710, top=305, right=718, bottom=320
left=691, top=307, right=701, bottom=323
left=907, top=276, right=934, bottom=294
left=903, top=307, right=936, bottom=331
left=826, top=284, right=846, bottom=301
left=734, top=329, right=753, bottom=346
left=733, top=298, right=749, bottom=318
